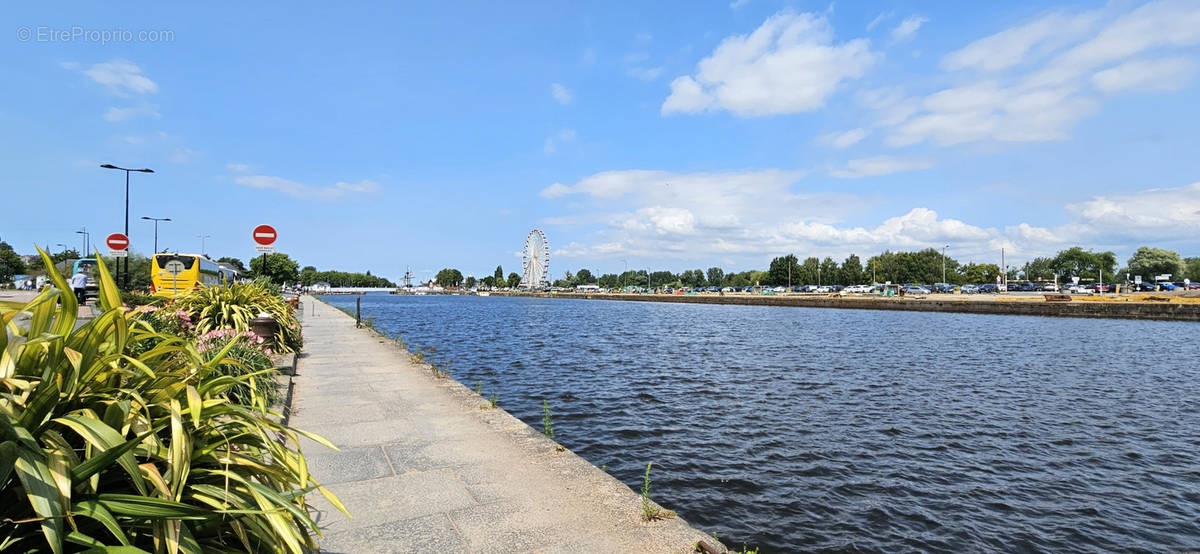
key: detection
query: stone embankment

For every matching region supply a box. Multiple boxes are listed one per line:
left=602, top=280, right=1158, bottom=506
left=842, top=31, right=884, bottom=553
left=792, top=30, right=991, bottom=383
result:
left=289, top=296, right=715, bottom=553
left=492, top=292, right=1200, bottom=322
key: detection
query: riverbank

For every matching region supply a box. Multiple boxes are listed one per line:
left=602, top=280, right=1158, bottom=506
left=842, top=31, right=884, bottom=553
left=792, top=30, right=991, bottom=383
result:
left=488, top=291, right=1200, bottom=321
left=290, top=295, right=716, bottom=552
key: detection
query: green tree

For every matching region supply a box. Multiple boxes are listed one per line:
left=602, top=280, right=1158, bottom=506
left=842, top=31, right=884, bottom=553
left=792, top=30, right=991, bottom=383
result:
left=575, top=268, right=596, bottom=284
left=1022, top=257, right=1056, bottom=281
left=1126, top=246, right=1185, bottom=282
left=0, top=241, right=26, bottom=284
left=961, top=263, right=1001, bottom=284
left=24, top=248, right=82, bottom=272
left=494, top=265, right=504, bottom=283
left=820, top=257, right=839, bottom=286
left=249, top=253, right=300, bottom=285
left=1185, top=257, right=1200, bottom=282
left=1050, top=247, right=1117, bottom=281
left=799, top=257, right=819, bottom=285
left=465, top=275, right=477, bottom=288
left=706, top=267, right=725, bottom=287
left=597, top=273, right=619, bottom=288
left=217, top=256, right=248, bottom=272
left=506, top=272, right=521, bottom=288
left=481, top=275, right=495, bottom=288
left=767, top=255, right=800, bottom=286
left=840, top=254, right=864, bottom=285
left=435, top=268, right=463, bottom=287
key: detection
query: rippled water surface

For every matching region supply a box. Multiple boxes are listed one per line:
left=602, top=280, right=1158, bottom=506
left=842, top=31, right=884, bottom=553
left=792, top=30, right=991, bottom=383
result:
left=321, top=294, right=1200, bottom=553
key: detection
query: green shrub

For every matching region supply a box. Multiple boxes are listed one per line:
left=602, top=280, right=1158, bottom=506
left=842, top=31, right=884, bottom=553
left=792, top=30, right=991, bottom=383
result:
left=0, top=249, right=343, bottom=553
left=120, top=289, right=165, bottom=309
left=197, top=329, right=281, bottom=407
left=174, top=281, right=302, bottom=353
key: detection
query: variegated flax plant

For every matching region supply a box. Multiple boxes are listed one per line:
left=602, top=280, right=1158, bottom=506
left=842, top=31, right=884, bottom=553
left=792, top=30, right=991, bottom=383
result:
left=0, top=248, right=346, bottom=553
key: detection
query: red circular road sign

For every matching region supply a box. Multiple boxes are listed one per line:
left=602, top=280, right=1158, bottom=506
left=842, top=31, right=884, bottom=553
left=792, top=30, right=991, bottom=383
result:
left=105, top=233, right=129, bottom=250
left=253, top=224, right=277, bottom=246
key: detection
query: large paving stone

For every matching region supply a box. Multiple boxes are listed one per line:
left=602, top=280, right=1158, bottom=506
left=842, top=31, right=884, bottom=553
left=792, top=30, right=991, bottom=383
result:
left=310, top=469, right=475, bottom=536
left=318, top=513, right=468, bottom=554
left=304, top=445, right=394, bottom=485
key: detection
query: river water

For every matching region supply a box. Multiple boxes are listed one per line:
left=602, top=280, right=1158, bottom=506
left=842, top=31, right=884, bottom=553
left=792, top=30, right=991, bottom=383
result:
left=320, top=293, right=1200, bottom=553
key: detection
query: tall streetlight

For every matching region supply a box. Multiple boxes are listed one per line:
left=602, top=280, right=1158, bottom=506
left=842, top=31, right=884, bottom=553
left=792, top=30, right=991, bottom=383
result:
left=55, top=243, right=68, bottom=254
left=101, top=163, right=154, bottom=288
left=141, top=216, right=171, bottom=254
left=942, top=244, right=950, bottom=284
left=75, top=227, right=90, bottom=255
left=196, top=234, right=211, bottom=257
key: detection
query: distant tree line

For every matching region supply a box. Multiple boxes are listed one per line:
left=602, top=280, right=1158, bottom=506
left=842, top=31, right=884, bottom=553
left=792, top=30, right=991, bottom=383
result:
left=522, top=245, right=1199, bottom=289
left=299, top=264, right=396, bottom=288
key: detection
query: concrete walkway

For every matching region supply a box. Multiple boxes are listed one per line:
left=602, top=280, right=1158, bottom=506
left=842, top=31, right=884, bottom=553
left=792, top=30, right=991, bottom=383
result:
left=290, top=296, right=715, bottom=553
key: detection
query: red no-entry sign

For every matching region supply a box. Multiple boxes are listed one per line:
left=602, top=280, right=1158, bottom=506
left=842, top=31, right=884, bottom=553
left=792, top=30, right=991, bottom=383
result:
left=105, top=233, right=129, bottom=250
left=253, top=225, right=277, bottom=245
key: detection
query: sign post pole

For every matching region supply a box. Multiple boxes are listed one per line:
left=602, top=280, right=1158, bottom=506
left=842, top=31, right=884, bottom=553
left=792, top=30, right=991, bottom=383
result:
left=252, top=225, right=278, bottom=282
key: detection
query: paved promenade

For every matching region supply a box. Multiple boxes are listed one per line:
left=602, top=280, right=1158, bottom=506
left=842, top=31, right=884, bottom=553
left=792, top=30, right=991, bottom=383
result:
left=290, top=296, right=715, bottom=553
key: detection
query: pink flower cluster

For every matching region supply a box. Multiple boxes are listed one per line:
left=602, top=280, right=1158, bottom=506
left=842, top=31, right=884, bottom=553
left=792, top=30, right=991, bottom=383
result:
left=197, top=327, right=271, bottom=355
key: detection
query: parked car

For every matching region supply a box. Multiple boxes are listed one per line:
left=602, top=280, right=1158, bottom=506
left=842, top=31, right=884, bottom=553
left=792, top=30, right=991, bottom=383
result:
left=1041, top=282, right=1058, bottom=292
left=904, top=284, right=932, bottom=294
left=1157, top=282, right=1177, bottom=291
left=960, top=284, right=979, bottom=294
left=772, top=286, right=786, bottom=293
left=978, top=284, right=1000, bottom=293
left=931, top=283, right=955, bottom=294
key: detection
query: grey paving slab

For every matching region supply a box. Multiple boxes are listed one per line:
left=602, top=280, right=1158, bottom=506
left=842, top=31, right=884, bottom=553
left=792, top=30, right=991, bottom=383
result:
left=309, top=469, right=475, bottom=535
left=303, top=445, right=394, bottom=485
left=319, top=513, right=468, bottom=554
left=290, top=296, right=717, bottom=554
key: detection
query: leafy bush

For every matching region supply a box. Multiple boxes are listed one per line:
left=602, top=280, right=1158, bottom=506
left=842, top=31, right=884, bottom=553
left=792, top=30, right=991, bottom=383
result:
left=120, top=289, right=165, bottom=309
left=197, top=328, right=281, bottom=407
left=174, top=281, right=302, bottom=353
left=0, top=249, right=343, bottom=552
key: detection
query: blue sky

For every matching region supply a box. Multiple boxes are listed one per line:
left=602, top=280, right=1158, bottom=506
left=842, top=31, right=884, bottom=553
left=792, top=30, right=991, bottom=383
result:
left=4, top=1, right=1199, bottom=282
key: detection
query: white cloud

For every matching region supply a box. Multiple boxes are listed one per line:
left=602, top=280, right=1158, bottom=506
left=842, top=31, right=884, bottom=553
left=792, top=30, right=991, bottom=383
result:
left=818, top=128, right=870, bottom=148
left=103, top=104, right=160, bottom=122
left=550, top=83, right=573, bottom=105
left=830, top=156, right=934, bottom=178
left=168, top=147, right=197, bottom=164
left=1092, top=57, right=1196, bottom=92
left=873, top=1, right=1200, bottom=148
left=226, top=162, right=251, bottom=172
left=543, top=166, right=1200, bottom=265
left=80, top=59, right=158, bottom=96
left=662, top=10, right=877, bottom=116
left=1067, top=181, right=1200, bottom=234
left=543, top=128, right=576, bottom=153
left=730, top=0, right=751, bottom=9
left=627, top=65, right=664, bottom=81
left=235, top=175, right=381, bottom=200
left=624, top=52, right=664, bottom=81
left=867, top=11, right=891, bottom=32
left=940, top=10, right=1101, bottom=72
left=890, top=15, right=928, bottom=44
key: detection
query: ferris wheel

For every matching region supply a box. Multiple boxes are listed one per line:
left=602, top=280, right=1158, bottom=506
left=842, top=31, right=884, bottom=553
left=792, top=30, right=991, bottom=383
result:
left=521, top=229, right=550, bottom=289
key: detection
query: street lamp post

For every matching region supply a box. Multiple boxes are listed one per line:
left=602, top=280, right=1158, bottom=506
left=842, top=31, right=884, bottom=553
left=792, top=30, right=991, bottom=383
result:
left=942, top=244, right=949, bottom=284
left=141, top=217, right=171, bottom=254
left=75, top=227, right=90, bottom=255
left=101, top=164, right=154, bottom=288
left=55, top=243, right=68, bottom=254
left=196, top=234, right=211, bottom=257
